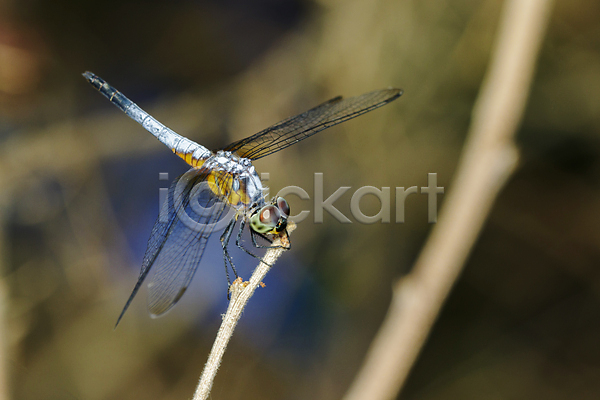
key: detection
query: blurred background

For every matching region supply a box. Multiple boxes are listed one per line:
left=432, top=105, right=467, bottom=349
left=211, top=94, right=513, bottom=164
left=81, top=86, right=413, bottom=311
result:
left=0, top=0, right=599, bottom=399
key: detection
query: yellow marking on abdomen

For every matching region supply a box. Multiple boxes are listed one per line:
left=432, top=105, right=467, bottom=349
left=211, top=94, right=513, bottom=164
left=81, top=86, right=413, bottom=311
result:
left=175, top=151, right=205, bottom=168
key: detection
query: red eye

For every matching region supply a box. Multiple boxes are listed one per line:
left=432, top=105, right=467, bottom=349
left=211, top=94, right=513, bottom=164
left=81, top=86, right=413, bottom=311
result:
left=277, top=197, right=290, bottom=217
left=260, top=206, right=280, bottom=226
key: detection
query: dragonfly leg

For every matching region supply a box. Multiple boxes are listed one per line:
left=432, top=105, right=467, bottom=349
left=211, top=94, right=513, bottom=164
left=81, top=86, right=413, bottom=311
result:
left=235, top=218, right=265, bottom=261
left=220, top=216, right=239, bottom=290
left=251, top=230, right=274, bottom=247
left=250, top=228, right=291, bottom=251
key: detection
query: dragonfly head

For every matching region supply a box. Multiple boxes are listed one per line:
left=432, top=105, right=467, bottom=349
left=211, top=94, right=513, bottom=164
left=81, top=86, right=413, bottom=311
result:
left=249, top=197, right=290, bottom=234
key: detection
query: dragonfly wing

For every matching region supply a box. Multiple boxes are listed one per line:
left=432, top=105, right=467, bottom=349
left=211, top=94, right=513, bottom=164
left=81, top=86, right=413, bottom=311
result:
left=146, top=186, right=230, bottom=317
left=115, top=167, right=232, bottom=326
left=223, top=88, right=402, bottom=160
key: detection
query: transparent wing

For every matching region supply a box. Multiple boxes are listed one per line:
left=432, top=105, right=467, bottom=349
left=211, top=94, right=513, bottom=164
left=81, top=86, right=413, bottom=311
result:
left=223, top=88, right=402, bottom=160
left=115, top=167, right=232, bottom=326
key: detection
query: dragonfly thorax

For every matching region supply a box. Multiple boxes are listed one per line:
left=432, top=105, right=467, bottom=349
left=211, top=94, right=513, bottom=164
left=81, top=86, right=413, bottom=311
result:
left=203, top=151, right=265, bottom=208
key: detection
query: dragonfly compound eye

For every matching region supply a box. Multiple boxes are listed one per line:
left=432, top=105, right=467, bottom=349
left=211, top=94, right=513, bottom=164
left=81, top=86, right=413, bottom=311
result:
left=260, top=206, right=280, bottom=226
left=276, top=197, right=290, bottom=217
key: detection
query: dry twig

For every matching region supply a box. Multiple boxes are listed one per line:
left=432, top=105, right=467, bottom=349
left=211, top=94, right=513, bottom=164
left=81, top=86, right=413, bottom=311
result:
left=192, top=222, right=296, bottom=400
left=343, top=1, right=555, bottom=399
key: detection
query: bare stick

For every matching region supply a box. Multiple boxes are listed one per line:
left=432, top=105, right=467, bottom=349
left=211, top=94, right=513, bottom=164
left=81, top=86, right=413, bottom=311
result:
left=192, top=222, right=295, bottom=400
left=343, top=1, right=554, bottom=399
left=0, top=259, right=7, bottom=400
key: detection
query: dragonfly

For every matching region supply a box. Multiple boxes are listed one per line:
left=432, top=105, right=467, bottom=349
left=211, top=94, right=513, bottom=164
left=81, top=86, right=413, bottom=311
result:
left=83, top=72, right=402, bottom=326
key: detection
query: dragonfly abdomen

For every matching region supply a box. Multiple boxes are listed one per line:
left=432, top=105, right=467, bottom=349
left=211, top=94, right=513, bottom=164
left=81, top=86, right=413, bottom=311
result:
left=176, top=150, right=206, bottom=168
left=83, top=72, right=212, bottom=165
